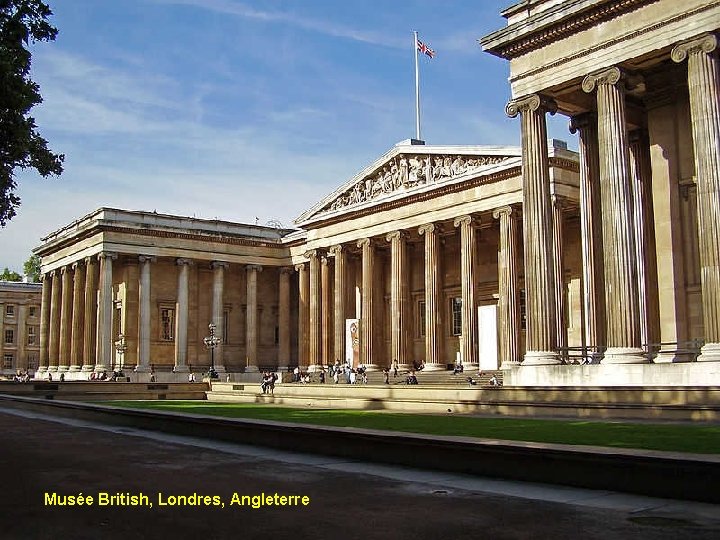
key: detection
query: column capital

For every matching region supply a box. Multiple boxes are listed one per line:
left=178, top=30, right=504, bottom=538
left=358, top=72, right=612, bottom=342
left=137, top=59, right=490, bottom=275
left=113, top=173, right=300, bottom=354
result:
left=505, top=93, right=557, bottom=118
left=294, top=263, right=306, bottom=273
left=492, top=205, right=518, bottom=220
left=320, top=255, right=330, bottom=266
left=386, top=230, right=408, bottom=243
left=671, top=33, right=717, bottom=63
left=139, top=255, right=157, bottom=264
left=304, top=249, right=324, bottom=260
left=210, top=260, right=229, bottom=270
left=70, top=261, right=84, bottom=271
left=551, top=194, right=568, bottom=211
left=568, top=112, right=597, bottom=134
left=418, top=222, right=439, bottom=236
left=453, top=214, right=478, bottom=228
left=582, top=66, right=643, bottom=94
left=279, top=266, right=295, bottom=275
left=246, top=264, right=263, bottom=273
left=60, top=265, right=70, bottom=275
left=97, top=252, right=118, bottom=261
left=176, top=258, right=192, bottom=266
left=329, top=244, right=344, bottom=257
left=84, top=255, right=96, bottom=265
left=357, top=237, right=373, bottom=249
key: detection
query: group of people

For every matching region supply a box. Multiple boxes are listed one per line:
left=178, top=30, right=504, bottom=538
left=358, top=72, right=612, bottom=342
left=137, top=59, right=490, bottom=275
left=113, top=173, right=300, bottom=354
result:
left=260, top=371, right=278, bottom=394
left=12, top=370, right=31, bottom=382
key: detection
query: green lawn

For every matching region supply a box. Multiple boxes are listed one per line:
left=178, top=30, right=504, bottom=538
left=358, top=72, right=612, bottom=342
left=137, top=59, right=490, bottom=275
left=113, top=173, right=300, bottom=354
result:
left=102, top=400, right=720, bottom=455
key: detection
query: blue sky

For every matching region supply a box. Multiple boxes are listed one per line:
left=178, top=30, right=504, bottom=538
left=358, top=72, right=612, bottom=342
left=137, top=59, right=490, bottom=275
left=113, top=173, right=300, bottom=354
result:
left=1, top=0, right=576, bottom=273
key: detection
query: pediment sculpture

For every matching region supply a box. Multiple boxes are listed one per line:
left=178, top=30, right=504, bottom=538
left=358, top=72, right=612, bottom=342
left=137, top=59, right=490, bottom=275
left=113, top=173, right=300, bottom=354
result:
left=323, top=153, right=510, bottom=214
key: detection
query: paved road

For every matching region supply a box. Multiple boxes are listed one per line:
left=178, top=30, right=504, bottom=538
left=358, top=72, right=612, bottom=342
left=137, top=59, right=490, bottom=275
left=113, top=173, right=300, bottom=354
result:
left=1, top=408, right=718, bottom=540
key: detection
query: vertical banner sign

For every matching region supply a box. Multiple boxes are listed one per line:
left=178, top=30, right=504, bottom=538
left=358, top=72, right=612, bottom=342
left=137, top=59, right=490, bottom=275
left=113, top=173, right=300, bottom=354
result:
left=346, top=319, right=360, bottom=368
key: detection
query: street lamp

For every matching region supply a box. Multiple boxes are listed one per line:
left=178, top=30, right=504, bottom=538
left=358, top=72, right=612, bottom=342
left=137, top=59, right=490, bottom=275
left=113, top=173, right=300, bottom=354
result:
left=203, top=323, right=220, bottom=379
left=114, top=333, right=127, bottom=375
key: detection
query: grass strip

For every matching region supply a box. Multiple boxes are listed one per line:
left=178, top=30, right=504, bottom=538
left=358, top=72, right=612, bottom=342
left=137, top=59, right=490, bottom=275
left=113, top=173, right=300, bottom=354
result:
left=101, top=400, right=720, bottom=455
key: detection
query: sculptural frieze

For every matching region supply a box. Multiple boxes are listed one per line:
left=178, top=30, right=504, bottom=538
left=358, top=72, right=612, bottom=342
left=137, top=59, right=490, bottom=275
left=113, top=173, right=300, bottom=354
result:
left=325, top=154, right=509, bottom=214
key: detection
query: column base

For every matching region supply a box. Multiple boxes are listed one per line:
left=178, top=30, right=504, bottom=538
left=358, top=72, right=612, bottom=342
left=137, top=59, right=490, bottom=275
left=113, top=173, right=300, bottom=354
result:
left=58, top=365, right=70, bottom=372
left=68, top=365, right=81, bottom=372
left=134, top=365, right=151, bottom=373
left=47, top=366, right=58, bottom=373
left=36, top=366, right=48, bottom=373
left=422, top=363, right=446, bottom=372
left=173, top=365, right=190, bottom=373
left=244, top=365, right=259, bottom=373
left=601, top=347, right=650, bottom=364
left=213, top=365, right=227, bottom=374
left=522, top=350, right=561, bottom=365
left=500, top=361, right=522, bottom=370
left=363, top=363, right=381, bottom=372
left=81, top=365, right=95, bottom=372
left=94, top=364, right=108, bottom=373
left=697, top=343, right=720, bottom=362
left=654, top=349, right=696, bottom=363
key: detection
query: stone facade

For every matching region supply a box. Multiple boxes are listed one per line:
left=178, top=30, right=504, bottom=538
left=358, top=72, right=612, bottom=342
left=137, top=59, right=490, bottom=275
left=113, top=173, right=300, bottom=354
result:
left=0, top=281, right=42, bottom=375
left=481, top=0, right=720, bottom=383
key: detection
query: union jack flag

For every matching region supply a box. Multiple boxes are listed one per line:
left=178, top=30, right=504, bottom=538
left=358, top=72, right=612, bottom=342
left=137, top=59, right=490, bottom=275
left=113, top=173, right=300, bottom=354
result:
left=416, top=38, right=435, bottom=59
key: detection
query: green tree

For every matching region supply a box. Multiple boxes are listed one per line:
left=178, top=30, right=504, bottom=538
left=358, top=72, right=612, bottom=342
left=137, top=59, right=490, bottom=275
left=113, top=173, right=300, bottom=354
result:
left=0, top=0, right=63, bottom=226
left=23, top=252, right=39, bottom=281
left=0, top=266, right=22, bottom=281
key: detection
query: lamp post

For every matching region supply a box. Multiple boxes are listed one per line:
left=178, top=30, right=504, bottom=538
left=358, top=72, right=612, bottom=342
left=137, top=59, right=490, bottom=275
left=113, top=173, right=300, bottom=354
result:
left=203, top=323, right=220, bottom=379
left=114, top=333, right=127, bottom=375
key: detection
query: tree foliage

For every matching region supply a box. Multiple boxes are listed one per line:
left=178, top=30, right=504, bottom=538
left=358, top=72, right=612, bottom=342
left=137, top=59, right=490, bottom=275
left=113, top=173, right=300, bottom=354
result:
left=0, top=266, right=22, bottom=281
left=23, top=252, right=39, bottom=281
left=0, top=0, right=63, bottom=226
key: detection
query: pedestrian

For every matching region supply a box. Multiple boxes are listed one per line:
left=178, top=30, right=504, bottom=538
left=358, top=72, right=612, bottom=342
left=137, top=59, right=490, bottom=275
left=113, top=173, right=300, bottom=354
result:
left=382, top=367, right=389, bottom=384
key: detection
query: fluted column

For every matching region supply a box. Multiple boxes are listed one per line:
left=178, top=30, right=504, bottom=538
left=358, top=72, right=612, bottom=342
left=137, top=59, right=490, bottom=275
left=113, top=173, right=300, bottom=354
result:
left=135, top=256, right=154, bottom=373
left=387, top=231, right=409, bottom=369
left=506, top=94, right=560, bottom=364
left=58, top=266, right=72, bottom=372
left=96, top=252, right=116, bottom=373
left=245, top=264, right=262, bottom=372
left=454, top=215, right=479, bottom=367
left=38, top=273, right=51, bottom=372
left=82, top=257, right=97, bottom=371
left=48, top=270, right=61, bottom=371
left=330, top=245, right=346, bottom=365
left=173, top=258, right=191, bottom=373
left=672, top=34, right=720, bottom=362
left=321, top=255, right=332, bottom=367
left=583, top=67, right=646, bottom=363
left=296, top=263, right=309, bottom=368
left=306, top=250, right=322, bottom=368
left=69, top=261, right=85, bottom=371
left=569, top=113, right=606, bottom=361
left=210, top=261, right=228, bottom=373
left=418, top=223, right=443, bottom=369
left=494, top=206, right=521, bottom=367
left=278, top=267, right=292, bottom=369
left=551, top=196, right=567, bottom=355
left=357, top=238, right=377, bottom=369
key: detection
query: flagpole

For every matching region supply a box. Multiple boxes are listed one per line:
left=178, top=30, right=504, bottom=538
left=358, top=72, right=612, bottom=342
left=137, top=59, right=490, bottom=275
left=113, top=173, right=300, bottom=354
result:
left=414, top=30, right=421, bottom=140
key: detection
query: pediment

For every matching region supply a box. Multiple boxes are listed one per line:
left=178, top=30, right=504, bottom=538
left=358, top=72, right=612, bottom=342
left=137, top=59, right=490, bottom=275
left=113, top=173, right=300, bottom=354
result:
left=296, top=144, right=521, bottom=226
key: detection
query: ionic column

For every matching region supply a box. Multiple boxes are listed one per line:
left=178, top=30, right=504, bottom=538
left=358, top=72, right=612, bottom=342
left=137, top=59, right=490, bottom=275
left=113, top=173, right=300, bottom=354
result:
left=96, top=252, right=117, bottom=373
left=582, top=67, right=646, bottom=363
left=173, top=258, right=191, bottom=373
left=321, top=255, right=332, bottom=367
left=506, top=94, right=560, bottom=364
left=454, top=215, right=479, bottom=367
left=38, top=273, right=51, bottom=372
left=569, top=113, right=606, bottom=361
left=551, top=196, right=567, bottom=354
left=58, top=265, right=72, bottom=372
left=135, top=256, right=154, bottom=373
left=82, top=257, right=98, bottom=371
left=629, top=130, right=658, bottom=352
left=306, top=250, right=322, bottom=368
left=211, top=261, right=228, bottom=373
left=418, top=223, right=443, bottom=370
left=387, top=231, right=409, bottom=369
left=494, top=206, right=521, bottom=367
left=69, top=261, right=85, bottom=371
left=245, top=264, right=262, bottom=372
left=357, top=238, right=377, bottom=369
left=330, top=245, right=346, bottom=365
left=278, top=267, right=293, bottom=369
left=48, top=270, right=61, bottom=371
left=672, top=34, right=720, bottom=362
left=296, top=263, right=309, bottom=368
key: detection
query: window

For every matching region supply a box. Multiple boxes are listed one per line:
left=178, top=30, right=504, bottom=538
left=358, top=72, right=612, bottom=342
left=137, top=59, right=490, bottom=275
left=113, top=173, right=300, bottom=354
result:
left=417, top=300, right=426, bottom=337
left=27, top=326, right=37, bottom=346
left=4, top=328, right=14, bottom=345
left=5, top=305, right=14, bottom=317
left=27, top=353, right=38, bottom=369
left=29, top=306, right=37, bottom=318
left=223, top=310, right=229, bottom=345
left=520, top=289, right=527, bottom=330
left=451, top=298, right=462, bottom=336
left=3, top=353, right=13, bottom=369
left=161, top=308, right=175, bottom=341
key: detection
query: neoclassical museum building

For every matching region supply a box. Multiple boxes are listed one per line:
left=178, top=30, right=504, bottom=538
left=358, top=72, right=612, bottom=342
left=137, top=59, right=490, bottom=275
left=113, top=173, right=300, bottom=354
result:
left=32, top=0, right=720, bottom=385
